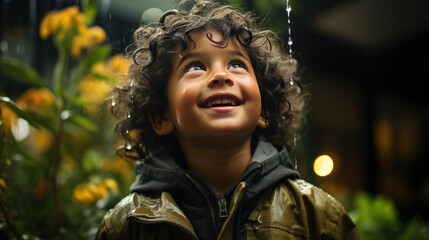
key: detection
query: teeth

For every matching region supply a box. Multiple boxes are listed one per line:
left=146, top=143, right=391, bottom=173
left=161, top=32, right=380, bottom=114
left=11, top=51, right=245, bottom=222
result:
left=204, top=98, right=238, bottom=108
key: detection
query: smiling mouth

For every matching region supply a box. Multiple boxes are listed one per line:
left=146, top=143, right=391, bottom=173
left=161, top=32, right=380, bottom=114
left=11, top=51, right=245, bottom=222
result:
left=203, top=98, right=239, bottom=108
left=201, top=95, right=242, bottom=108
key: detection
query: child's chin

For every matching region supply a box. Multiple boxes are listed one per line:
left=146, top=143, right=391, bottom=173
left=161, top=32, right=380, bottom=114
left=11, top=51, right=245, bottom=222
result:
left=207, top=125, right=256, bottom=138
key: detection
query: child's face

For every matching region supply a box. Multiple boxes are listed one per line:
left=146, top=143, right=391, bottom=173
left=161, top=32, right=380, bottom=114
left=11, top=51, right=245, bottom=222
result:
left=164, top=30, right=262, bottom=142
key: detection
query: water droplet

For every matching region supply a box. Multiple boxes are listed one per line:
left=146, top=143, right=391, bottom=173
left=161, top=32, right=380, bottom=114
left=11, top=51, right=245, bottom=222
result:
left=287, top=58, right=298, bottom=73
left=289, top=74, right=294, bottom=86
left=285, top=0, right=294, bottom=59
left=127, top=112, right=131, bottom=119
left=125, top=143, right=132, bottom=151
left=286, top=3, right=292, bottom=13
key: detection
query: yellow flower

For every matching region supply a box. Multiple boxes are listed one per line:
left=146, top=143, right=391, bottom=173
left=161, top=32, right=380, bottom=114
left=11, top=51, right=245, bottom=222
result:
left=107, top=54, right=131, bottom=74
left=72, top=183, right=94, bottom=205
left=72, top=12, right=86, bottom=26
left=71, top=35, right=87, bottom=58
left=94, top=183, right=108, bottom=199
left=91, top=61, right=109, bottom=74
left=0, top=178, right=6, bottom=189
left=62, top=5, right=80, bottom=21
left=16, top=88, right=56, bottom=114
left=77, top=24, right=88, bottom=37
left=103, top=179, right=118, bottom=192
left=71, top=26, right=106, bottom=58
left=32, top=128, right=53, bottom=153
left=101, top=157, right=133, bottom=177
left=39, top=11, right=57, bottom=39
left=0, top=102, right=18, bottom=136
left=72, top=179, right=118, bottom=205
left=79, top=75, right=112, bottom=109
left=57, top=11, right=72, bottom=31
left=88, top=26, right=107, bottom=44
left=39, top=6, right=85, bottom=39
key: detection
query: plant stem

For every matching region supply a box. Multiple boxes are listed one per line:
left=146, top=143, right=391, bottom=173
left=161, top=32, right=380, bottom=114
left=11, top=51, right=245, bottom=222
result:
left=51, top=103, right=65, bottom=233
left=51, top=42, right=68, bottom=234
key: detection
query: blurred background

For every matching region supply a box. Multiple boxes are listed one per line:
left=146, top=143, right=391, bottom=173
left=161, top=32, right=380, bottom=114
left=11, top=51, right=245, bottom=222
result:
left=1, top=0, right=429, bottom=239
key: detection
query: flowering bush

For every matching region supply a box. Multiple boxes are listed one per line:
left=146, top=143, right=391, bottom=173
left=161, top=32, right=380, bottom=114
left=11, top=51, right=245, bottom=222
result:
left=0, top=4, right=132, bottom=240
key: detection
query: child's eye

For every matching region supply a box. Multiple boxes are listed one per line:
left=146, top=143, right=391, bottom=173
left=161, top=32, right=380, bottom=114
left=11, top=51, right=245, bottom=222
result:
left=185, top=62, right=206, bottom=72
left=228, top=60, right=247, bottom=70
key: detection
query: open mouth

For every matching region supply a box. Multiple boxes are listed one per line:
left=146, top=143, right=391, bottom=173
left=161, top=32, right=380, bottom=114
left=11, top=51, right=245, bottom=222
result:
left=200, top=94, right=242, bottom=108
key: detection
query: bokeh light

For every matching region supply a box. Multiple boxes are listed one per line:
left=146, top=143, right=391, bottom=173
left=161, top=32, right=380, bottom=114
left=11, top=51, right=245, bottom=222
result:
left=314, top=155, right=334, bottom=177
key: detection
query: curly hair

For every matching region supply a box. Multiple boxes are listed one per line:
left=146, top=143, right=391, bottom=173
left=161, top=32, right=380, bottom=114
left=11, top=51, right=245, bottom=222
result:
left=112, top=0, right=309, bottom=160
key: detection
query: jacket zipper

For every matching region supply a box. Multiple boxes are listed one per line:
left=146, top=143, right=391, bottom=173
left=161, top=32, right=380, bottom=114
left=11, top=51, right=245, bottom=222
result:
left=184, top=172, right=219, bottom=239
left=129, top=216, right=198, bottom=240
left=218, top=198, right=228, bottom=218
left=184, top=163, right=262, bottom=237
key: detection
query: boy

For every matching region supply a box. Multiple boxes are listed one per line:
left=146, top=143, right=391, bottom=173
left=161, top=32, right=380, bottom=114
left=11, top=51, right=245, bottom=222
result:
left=95, top=0, right=359, bottom=239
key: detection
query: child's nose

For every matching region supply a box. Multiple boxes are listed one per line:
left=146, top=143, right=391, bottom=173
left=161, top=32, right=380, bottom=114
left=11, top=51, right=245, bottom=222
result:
left=208, top=71, right=234, bottom=87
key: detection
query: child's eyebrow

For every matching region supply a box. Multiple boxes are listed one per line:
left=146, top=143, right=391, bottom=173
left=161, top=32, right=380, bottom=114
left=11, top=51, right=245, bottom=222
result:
left=176, top=50, right=249, bottom=68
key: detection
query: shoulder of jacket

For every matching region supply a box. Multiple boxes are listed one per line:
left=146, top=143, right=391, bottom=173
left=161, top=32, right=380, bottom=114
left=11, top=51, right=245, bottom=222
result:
left=101, top=192, right=155, bottom=238
left=286, top=179, right=360, bottom=239
left=285, top=178, right=342, bottom=212
left=286, top=179, right=345, bottom=234
left=289, top=179, right=338, bottom=202
left=248, top=180, right=358, bottom=239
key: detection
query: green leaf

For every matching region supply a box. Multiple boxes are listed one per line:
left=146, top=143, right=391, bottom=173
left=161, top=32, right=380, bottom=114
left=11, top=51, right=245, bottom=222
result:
left=91, top=72, right=117, bottom=83
left=82, top=150, right=101, bottom=171
left=83, top=0, right=98, bottom=25
left=86, top=45, right=111, bottom=71
left=0, top=96, right=42, bottom=129
left=69, top=44, right=111, bottom=97
left=53, top=51, right=68, bottom=98
left=69, top=96, right=91, bottom=106
left=67, top=113, right=98, bottom=132
left=0, top=57, right=45, bottom=87
left=399, top=220, right=429, bottom=240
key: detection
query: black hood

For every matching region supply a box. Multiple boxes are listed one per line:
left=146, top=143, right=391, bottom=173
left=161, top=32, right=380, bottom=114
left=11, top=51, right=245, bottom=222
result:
left=130, top=138, right=300, bottom=240
left=130, top=138, right=300, bottom=195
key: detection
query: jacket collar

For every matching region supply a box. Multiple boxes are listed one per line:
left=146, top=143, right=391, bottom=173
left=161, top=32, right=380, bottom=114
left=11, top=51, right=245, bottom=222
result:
left=130, top=138, right=299, bottom=195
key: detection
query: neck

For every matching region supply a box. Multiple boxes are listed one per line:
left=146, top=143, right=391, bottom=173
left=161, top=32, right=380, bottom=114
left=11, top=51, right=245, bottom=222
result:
left=179, top=137, right=252, bottom=196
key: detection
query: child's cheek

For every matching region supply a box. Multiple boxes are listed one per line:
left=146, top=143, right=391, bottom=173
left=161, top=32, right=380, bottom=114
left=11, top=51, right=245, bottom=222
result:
left=170, top=83, right=199, bottom=127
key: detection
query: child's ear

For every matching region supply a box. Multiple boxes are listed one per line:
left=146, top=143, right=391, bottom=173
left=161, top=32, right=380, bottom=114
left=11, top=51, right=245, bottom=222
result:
left=257, top=116, right=268, bottom=129
left=257, top=110, right=269, bottom=129
left=149, top=114, right=174, bottom=136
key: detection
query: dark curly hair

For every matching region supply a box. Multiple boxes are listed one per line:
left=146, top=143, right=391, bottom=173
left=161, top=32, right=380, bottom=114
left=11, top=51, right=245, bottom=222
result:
left=112, top=0, right=309, bottom=160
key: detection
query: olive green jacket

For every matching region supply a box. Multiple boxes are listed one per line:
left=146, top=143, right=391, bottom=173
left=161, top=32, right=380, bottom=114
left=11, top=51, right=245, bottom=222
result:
left=95, top=178, right=359, bottom=240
